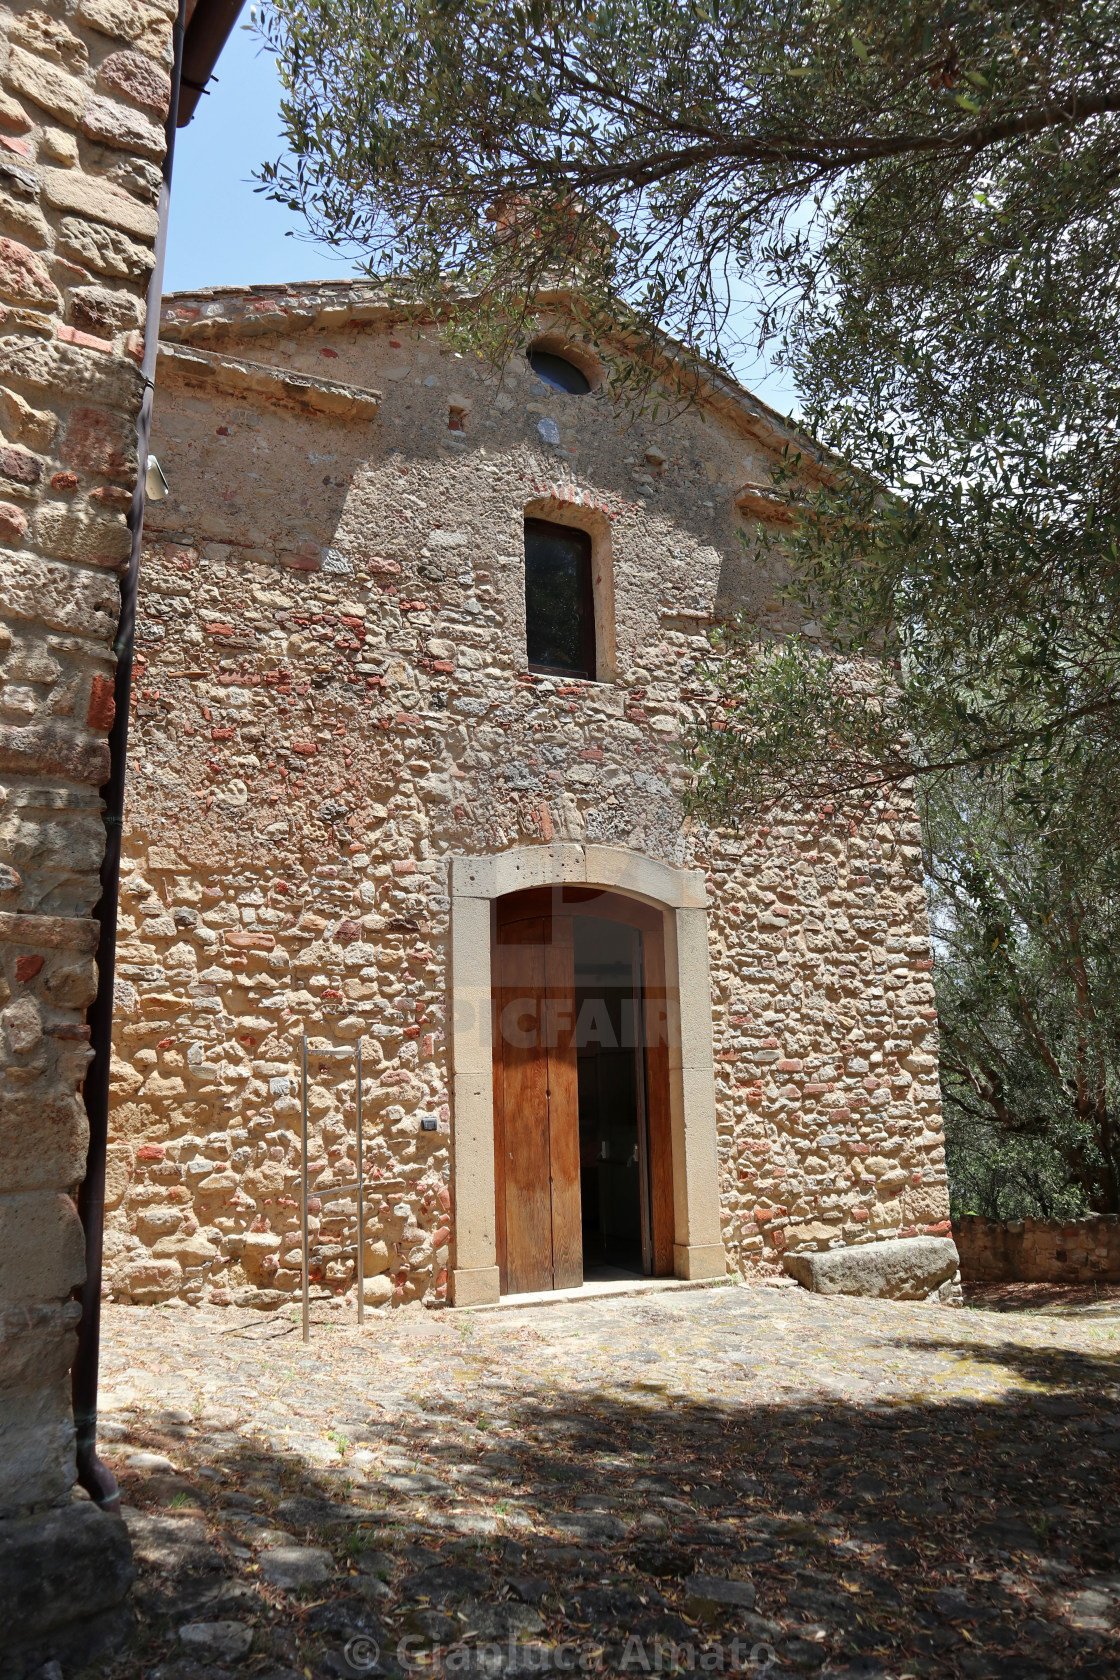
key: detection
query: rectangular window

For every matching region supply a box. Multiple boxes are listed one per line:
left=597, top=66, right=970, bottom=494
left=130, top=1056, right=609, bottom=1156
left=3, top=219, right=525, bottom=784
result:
left=524, top=517, right=596, bottom=679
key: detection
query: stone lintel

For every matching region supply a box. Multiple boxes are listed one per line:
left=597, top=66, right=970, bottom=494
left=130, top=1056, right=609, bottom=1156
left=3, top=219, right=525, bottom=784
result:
left=156, top=341, right=381, bottom=421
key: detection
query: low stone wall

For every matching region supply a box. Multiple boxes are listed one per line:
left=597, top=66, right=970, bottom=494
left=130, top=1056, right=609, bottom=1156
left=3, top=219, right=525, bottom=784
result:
left=953, top=1215, right=1120, bottom=1284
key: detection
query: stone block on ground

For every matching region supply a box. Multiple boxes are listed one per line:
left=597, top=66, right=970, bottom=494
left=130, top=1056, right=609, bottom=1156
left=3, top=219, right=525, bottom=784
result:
left=0, top=1503, right=133, bottom=1672
left=258, top=1546, right=333, bottom=1589
left=179, top=1619, right=254, bottom=1660
left=782, top=1236, right=960, bottom=1300
left=684, top=1573, right=756, bottom=1614
left=552, top=1510, right=628, bottom=1542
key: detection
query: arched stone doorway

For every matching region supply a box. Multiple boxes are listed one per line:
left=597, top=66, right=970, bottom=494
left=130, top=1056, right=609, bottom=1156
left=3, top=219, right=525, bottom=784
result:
left=448, top=844, right=724, bottom=1304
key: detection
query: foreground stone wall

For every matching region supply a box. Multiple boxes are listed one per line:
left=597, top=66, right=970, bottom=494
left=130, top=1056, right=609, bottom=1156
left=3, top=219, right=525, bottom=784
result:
left=955, top=1215, right=1120, bottom=1284
left=101, top=283, right=951, bottom=1310
left=0, top=0, right=172, bottom=1529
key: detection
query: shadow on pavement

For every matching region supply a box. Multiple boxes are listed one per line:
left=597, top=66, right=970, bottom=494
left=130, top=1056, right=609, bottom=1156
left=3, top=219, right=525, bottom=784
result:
left=83, top=1324, right=1120, bottom=1680
left=962, top=1283, right=1120, bottom=1316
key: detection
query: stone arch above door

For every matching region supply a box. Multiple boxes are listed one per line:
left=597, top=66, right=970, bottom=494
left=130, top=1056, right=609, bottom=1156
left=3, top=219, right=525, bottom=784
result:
left=448, top=844, right=725, bottom=1305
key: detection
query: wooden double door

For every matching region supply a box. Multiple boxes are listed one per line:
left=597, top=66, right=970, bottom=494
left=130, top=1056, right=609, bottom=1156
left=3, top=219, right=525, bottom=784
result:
left=492, top=886, right=673, bottom=1295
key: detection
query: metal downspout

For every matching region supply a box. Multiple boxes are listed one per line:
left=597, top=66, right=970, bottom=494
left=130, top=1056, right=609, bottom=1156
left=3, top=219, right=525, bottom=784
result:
left=177, top=0, right=247, bottom=126
left=72, top=0, right=186, bottom=1511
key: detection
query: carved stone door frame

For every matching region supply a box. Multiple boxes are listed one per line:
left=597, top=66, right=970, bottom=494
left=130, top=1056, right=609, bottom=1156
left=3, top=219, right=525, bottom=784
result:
left=449, top=843, right=724, bottom=1306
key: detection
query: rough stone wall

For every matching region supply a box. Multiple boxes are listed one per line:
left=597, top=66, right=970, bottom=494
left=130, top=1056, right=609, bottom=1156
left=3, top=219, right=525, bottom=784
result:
left=955, top=1215, right=1120, bottom=1284
left=102, top=283, right=950, bottom=1311
left=708, top=820, right=948, bottom=1275
left=0, top=0, right=173, bottom=1516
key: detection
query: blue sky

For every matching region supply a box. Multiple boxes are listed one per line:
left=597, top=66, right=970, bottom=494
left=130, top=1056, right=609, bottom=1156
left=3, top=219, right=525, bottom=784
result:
left=165, top=20, right=360, bottom=294
left=165, top=19, right=800, bottom=416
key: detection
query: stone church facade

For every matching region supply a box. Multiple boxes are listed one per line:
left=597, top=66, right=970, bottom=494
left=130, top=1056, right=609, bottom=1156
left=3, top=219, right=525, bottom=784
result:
left=101, top=281, right=953, bottom=1312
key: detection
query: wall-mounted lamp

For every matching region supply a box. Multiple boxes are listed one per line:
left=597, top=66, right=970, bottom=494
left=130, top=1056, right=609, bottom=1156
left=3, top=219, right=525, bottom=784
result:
left=145, top=454, right=170, bottom=501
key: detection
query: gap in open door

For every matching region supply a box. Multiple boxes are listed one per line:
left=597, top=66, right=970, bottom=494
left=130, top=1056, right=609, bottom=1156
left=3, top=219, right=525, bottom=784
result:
left=574, top=915, right=651, bottom=1281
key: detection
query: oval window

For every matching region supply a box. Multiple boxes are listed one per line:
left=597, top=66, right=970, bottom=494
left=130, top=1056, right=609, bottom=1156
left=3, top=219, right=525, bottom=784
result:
left=527, top=348, right=591, bottom=395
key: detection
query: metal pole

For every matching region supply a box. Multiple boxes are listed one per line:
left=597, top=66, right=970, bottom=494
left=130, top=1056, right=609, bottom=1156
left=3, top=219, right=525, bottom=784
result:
left=356, top=1039, right=364, bottom=1326
left=301, top=1034, right=310, bottom=1344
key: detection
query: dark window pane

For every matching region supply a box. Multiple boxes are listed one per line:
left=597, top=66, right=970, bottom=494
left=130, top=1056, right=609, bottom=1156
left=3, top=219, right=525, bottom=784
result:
left=525, top=518, right=596, bottom=678
left=527, top=349, right=591, bottom=394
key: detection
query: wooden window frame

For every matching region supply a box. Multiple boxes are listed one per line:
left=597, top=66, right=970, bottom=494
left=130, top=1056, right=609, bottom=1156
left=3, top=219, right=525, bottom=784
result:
left=524, top=516, right=597, bottom=682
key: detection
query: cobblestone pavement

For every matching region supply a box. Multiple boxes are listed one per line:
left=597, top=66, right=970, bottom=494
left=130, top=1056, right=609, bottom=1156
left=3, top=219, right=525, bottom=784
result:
left=83, top=1279, right=1120, bottom=1680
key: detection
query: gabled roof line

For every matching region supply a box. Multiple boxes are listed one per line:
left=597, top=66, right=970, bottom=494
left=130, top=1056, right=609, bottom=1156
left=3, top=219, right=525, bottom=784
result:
left=158, top=279, right=835, bottom=479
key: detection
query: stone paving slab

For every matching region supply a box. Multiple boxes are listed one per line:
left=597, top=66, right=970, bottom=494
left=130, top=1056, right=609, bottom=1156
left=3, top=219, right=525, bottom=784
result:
left=81, top=1282, right=1120, bottom=1679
